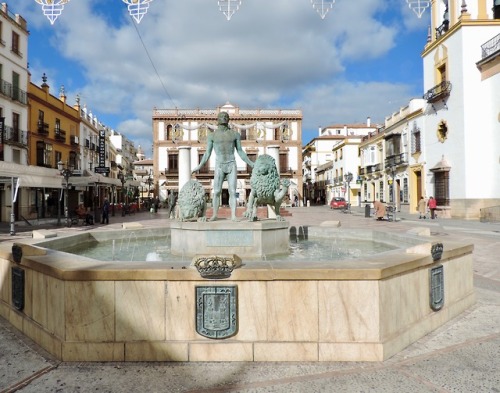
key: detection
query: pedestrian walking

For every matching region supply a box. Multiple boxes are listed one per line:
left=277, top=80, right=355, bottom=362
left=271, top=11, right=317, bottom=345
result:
left=428, top=196, right=437, bottom=219
left=101, top=198, right=110, bottom=224
left=418, top=196, right=427, bottom=219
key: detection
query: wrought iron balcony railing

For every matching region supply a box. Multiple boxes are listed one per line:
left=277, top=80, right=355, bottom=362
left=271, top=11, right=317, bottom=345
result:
left=55, top=129, right=66, bottom=142
left=481, top=33, right=500, bottom=59
left=4, top=126, right=28, bottom=147
left=37, top=121, right=49, bottom=135
left=423, top=81, right=452, bottom=103
left=385, top=153, right=408, bottom=169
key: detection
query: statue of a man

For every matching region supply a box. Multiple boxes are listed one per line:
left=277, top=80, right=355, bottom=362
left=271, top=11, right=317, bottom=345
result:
left=192, top=111, right=254, bottom=221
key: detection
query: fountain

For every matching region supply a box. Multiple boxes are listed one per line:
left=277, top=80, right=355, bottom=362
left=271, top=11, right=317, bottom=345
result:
left=0, top=118, right=475, bottom=362
left=0, top=221, right=475, bottom=362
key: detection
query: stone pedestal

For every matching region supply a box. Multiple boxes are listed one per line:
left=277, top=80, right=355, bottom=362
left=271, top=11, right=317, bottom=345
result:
left=170, top=220, right=290, bottom=259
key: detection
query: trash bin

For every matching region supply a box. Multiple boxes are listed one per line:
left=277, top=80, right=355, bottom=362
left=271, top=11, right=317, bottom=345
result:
left=365, top=203, right=371, bottom=218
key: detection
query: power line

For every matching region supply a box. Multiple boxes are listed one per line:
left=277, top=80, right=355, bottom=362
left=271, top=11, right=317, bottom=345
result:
left=129, top=15, right=177, bottom=108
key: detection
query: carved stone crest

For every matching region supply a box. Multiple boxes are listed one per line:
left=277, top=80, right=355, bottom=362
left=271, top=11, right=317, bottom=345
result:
left=12, top=267, right=25, bottom=311
left=196, top=286, right=238, bottom=339
left=429, top=265, right=444, bottom=311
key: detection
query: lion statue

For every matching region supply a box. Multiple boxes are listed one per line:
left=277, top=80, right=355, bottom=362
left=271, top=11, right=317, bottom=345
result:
left=177, top=180, right=207, bottom=222
left=243, top=154, right=290, bottom=221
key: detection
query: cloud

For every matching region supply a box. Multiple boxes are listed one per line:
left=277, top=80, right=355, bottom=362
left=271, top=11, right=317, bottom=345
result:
left=23, top=0, right=427, bottom=153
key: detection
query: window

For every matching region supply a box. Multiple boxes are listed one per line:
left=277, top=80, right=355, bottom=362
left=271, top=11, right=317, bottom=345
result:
left=197, top=152, right=209, bottom=173
left=11, top=31, right=20, bottom=55
left=495, top=0, right=500, bottom=19
left=12, top=71, right=19, bottom=101
left=36, top=141, right=53, bottom=167
left=279, top=152, right=288, bottom=173
left=434, top=171, right=450, bottom=206
left=247, top=153, right=257, bottom=172
left=379, top=181, right=384, bottom=202
left=0, top=21, right=3, bottom=45
left=438, top=63, right=447, bottom=83
left=55, top=118, right=61, bottom=133
left=69, top=151, right=77, bottom=169
left=12, top=112, right=19, bottom=142
left=55, top=151, right=62, bottom=166
left=403, top=178, right=408, bottom=203
left=411, top=123, right=421, bottom=153
left=168, top=153, right=178, bottom=173
left=12, top=112, right=19, bottom=131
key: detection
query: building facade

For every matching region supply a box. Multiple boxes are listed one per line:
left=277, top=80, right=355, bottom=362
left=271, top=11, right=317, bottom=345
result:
left=421, top=0, right=500, bottom=218
left=152, top=102, right=303, bottom=206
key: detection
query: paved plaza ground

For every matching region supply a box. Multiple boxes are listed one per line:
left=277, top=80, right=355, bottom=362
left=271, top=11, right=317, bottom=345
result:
left=1, top=206, right=499, bottom=392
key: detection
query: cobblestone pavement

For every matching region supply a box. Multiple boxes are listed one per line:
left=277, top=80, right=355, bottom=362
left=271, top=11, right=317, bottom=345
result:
left=1, top=206, right=499, bottom=393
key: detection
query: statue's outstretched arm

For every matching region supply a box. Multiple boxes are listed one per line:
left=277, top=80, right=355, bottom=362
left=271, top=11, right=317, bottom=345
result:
left=193, top=137, right=213, bottom=173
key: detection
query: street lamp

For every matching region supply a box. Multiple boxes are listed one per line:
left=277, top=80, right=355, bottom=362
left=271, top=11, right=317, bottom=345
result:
left=118, top=171, right=126, bottom=216
left=58, top=160, right=74, bottom=227
left=146, top=170, right=153, bottom=201
left=344, top=172, right=353, bottom=213
left=390, top=166, right=397, bottom=223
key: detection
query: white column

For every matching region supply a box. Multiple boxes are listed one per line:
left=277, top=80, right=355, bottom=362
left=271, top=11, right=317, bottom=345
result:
left=267, top=145, right=280, bottom=174
left=178, top=146, right=191, bottom=191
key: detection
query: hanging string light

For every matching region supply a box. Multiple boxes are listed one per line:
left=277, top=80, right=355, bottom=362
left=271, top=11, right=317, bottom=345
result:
left=311, top=0, right=335, bottom=19
left=407, top=0, right=431, bottom=18
left=123, top=0, right=154, bottom=24
left=218, top=0, right=242, bottom=21
left=34, top=0, right=70, bottom=25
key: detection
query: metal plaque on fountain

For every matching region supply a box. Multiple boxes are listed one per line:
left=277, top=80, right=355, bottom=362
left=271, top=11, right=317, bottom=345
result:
left=429, top=265, right=444, bottom=311
left=195, top=286, right=237, bottom=339
left=12, top=267, right=25, bottom=311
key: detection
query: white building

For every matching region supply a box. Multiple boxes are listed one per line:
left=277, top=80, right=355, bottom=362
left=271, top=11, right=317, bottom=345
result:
left=153, top=102, right=303, bottom=207
left=421, top=0, right=500, bottom=219
left=303, top=120, right=378, bottom=205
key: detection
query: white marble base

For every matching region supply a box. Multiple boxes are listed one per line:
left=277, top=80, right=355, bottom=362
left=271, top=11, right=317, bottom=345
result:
left=170, top=220, right=290, bottom=258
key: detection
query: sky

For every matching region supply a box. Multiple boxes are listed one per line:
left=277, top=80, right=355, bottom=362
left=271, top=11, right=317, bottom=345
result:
left=17, top=0, right=430, bottom=158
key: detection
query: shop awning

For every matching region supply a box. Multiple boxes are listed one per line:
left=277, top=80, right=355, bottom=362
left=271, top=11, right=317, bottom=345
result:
left=19, top=174, right=63, bottom=189
left=0, top=162, right=63, bottom=188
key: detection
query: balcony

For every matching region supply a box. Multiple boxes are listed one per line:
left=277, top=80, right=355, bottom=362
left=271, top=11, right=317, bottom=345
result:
left=4, top=126, right=28, bottom=147
left=481, top=33, right=500, bottom=59
left=0, top=79, right=28, bottom=104
left=70, top=135, right=79, bottom=146
left=37, top=122, right=49, bottom=135
left=385, top=153, right=408, bottom=168
left=12, top=87, right=27, bottom=104
left=55, top=129, right=66, bottom=143
left=423, top=81, right=452, bottom=103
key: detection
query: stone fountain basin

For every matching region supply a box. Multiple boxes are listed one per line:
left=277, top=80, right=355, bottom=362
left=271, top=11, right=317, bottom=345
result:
left=0, top=226, right=474, bottom=362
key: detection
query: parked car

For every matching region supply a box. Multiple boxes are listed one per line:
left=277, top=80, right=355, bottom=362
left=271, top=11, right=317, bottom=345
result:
left=330, top=197, right=347, bottom=209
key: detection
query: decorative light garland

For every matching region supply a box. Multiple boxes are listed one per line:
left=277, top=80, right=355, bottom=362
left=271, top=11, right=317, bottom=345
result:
left=310, top=0, right=335, bottom=20
left=406, top=0, right=431, bottom=18
left=34, top=0, right=426, bottom=26
left=34, top=0, right=70, bottom=25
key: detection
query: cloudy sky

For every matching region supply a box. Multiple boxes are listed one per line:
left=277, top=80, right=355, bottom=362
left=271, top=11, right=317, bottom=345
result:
left=18, top=0, right=430, bottom=157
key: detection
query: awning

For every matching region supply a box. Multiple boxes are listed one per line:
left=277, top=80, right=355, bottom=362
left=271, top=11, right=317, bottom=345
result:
left=0, top=162, right=64, bottom=189
left=19, top=175, right=63, bottom=189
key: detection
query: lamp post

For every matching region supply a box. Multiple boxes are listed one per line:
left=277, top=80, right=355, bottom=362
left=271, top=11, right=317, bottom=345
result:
left=390, top=166, right=397, bottom=223
left=344, top=172, right=353, bottom=214
left=118, top=171, right=126, bottom=215
left=146, top=170, right=153, bottom=203
left=58, top=160, right=74, bottom=227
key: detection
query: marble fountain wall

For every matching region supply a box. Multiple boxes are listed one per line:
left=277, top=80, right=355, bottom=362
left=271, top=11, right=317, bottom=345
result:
left=0, top=226, right=475, bottom=362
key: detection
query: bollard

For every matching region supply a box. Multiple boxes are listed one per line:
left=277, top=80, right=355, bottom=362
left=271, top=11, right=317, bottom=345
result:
left=365, top=203, right=371, bottom=218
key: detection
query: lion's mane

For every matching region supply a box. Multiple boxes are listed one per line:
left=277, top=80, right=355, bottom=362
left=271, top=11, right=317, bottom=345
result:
left=250, top=155, right=281, bottom=203
left=178, top=180, right=206, bottom=221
